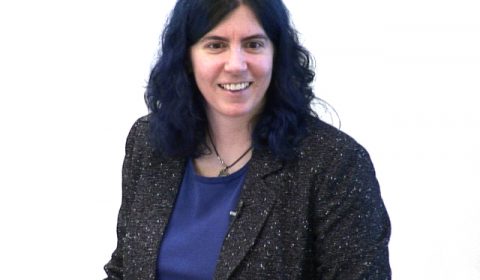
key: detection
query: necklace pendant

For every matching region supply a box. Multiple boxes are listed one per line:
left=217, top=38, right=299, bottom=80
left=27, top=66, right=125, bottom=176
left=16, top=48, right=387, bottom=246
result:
left=218, top=168, right=230, bottom=177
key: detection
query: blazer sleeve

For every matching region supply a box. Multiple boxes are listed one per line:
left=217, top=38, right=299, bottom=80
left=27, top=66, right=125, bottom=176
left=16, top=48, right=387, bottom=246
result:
left=313, top=145, right=391, bottom=279
left=104, top=119, right=144, bottom=280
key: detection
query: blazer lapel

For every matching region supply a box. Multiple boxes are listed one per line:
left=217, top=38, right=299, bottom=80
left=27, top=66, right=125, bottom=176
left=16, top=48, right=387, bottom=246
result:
left=128, top=156, right=186, bottom=280
left=214, top=150, right=283, bottom=279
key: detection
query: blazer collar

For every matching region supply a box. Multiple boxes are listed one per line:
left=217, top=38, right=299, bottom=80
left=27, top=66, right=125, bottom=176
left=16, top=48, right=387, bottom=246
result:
left=214, top=148, right=284, bottom=279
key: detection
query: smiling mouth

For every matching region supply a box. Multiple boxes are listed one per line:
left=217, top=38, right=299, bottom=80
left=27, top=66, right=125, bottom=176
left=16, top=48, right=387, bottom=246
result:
left=218, top=82, right=252, bottom=92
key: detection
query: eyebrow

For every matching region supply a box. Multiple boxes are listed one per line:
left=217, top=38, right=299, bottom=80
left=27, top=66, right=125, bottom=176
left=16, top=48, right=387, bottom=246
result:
left=199, top=34, right=269, bottom=43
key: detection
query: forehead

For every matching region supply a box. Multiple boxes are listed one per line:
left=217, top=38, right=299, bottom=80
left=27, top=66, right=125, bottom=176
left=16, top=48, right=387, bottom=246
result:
left=204, top=5, right=266, bottom=37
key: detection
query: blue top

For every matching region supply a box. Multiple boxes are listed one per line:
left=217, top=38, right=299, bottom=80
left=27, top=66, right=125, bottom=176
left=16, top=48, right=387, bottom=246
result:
left=157, top=159, right=248, bottom=280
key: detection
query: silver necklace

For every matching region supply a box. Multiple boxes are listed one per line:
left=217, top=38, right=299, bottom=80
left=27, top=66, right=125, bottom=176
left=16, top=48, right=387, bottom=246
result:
left=207, top=131, right=252, bottom=177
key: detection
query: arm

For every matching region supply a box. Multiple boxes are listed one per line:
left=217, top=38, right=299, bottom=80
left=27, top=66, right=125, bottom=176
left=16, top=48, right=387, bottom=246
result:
left=104, top=119, right=144, bottom=279
left=314, top=146, right=391, bottom=279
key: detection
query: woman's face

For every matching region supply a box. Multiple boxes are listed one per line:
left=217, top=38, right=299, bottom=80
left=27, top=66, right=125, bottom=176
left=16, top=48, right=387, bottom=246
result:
left=190, top=5, right=274, bottom=122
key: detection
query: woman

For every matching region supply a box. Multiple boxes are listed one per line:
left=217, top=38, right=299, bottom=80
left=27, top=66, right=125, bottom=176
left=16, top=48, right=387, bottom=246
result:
left=104, top=0, right=391, bottom=279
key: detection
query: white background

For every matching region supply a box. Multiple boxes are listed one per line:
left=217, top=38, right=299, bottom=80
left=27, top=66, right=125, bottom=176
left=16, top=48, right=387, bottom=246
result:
left=1, top=0, right=479, bottom=279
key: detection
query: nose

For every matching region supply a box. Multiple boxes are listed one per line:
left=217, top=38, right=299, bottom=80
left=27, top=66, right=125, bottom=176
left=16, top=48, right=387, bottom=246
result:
left=224, top=47, right=247, bottom=73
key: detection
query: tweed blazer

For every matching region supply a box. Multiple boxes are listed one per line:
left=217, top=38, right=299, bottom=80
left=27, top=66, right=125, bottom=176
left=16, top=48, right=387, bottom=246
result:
left=104, top=115, right=391, bottom=280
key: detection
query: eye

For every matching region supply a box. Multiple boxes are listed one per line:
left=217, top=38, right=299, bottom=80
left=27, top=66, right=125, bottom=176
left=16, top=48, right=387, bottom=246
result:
left=205, top=42, right=227, bottom=50
left=245, top=41, right=264, bottom=49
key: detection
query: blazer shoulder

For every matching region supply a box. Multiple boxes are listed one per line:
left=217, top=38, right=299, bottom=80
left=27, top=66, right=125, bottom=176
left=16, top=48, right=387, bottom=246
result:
left=122, top=114, right=155, bottom=160
left=302, top=116, right=369, bottom=158
left=131, top=114, right=150, bottom=131
left=126, top=115, right=150, bottom=141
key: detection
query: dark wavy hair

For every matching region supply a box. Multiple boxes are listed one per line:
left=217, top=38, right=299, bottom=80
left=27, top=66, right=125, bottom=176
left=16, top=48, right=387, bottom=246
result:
left=145, top=0, right=317, bottom=160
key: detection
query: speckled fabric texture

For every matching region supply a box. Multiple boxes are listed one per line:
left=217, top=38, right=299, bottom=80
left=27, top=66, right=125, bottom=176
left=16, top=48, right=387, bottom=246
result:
left=104, top=115, right=391, bottom=280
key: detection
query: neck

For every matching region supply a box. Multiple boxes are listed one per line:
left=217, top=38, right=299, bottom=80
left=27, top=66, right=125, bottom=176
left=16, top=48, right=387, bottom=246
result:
left=193, top=113, right=254, bottom=177
left=206, top=113, right=254, bottom=154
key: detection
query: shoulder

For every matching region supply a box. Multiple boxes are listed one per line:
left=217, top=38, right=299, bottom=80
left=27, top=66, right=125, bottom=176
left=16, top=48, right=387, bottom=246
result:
left=125, top=114, right=184, bottom=162
left=291, top=116, right=377, bottom=181
left=128, top=115, right=150, bottom=136
left=300, top=116, right=370, bottom=160
left=123, top=114, right=153, bottom=159
left=125, top=114, right=151, bottom=144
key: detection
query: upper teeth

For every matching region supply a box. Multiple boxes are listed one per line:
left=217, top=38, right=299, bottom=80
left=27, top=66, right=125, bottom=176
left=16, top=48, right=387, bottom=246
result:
left=221, top=82, right=250, bottom=91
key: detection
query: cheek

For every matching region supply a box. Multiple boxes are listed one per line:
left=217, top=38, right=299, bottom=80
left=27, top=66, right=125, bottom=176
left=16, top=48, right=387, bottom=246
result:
left=256, top=57, right=274, bottom=80
left=255, top=68, right=273, bottom=91
left=193, top=59, right=222, bottom=83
